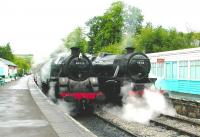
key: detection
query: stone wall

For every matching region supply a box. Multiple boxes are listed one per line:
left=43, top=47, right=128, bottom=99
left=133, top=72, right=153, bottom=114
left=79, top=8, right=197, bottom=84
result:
left=170, top=98, right=200, bottom=119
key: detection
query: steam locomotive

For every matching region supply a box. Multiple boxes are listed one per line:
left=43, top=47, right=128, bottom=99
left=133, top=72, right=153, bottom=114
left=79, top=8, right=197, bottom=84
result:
left=39, top=47, right=105, bottom=114
left=37, top=46, right=166, bottom=114
left=92, top=47, right=158, bottom=104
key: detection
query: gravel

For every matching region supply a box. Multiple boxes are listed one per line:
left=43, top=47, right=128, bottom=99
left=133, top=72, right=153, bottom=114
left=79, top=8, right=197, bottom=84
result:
left=95, top=110, right=190, bottom=137
left=155, top=115, right=200, bottom=136
left=75, top=114, right=135, bottom=137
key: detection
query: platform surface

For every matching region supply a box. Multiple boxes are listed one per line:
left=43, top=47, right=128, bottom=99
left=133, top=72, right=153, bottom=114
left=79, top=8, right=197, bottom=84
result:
left=0, top=76, right=96, bottom=137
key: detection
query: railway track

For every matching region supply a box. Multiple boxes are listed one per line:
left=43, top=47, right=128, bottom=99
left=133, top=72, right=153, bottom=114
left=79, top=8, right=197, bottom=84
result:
left=94, top=110, right=200, bottom=137
left=161, top=114, right=200, bottom=127
left=51, top=96, right=200, bottom=137
left=75, top=114, right=139, bottom=137
left=55, top=100, right=139, bottom=137
left=94, top=113, right=140, bottom=137
left=152, top=114, right=200, bottom=137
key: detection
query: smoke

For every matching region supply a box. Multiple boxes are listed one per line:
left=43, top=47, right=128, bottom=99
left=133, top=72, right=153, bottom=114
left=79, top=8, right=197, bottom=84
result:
left=103, top=82, right=176, bottom=124
left=32, top=45, right=69, bottom=74
left=48, top=81, right=56, bottom=99
left=57, top=100, right=75, bottom=115
left=47, top=81, right=75, bottom=114
left=32, top=45, right=76, bottom=114
left=32, top=45, right=69, bottom=84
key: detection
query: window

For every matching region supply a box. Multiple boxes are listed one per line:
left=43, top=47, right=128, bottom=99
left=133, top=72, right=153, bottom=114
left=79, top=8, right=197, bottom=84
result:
left=157, top=63, right=164, bottom=78
left=165, top=62, right=177, bottom=79
left=0, top=67, right=3, bottom=75
left=190, top=60, right=200, bottom=80
left=150, top=63, right=156, bottom=77
left=172, top=62, right=177, bottom=79
left=179, top=61, right=188, bottom=79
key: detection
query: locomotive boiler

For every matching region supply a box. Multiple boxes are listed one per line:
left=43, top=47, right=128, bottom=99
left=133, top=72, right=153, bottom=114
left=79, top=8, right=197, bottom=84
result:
left=92, top=47, right=154, bottom=104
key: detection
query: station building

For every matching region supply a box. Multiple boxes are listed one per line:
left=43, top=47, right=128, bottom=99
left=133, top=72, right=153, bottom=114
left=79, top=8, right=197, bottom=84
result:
left=147, top=47, right=200, bottom=95
left=0, top=58, right=18, bottom=82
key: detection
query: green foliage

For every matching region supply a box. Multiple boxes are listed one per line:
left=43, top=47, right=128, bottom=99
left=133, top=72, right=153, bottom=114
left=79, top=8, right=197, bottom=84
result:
left=0, top=42, right=31, bottom=76
left=0, top=43, right=14, bottom=61
left=61, top=1, right=197, bottom=55
left=13, top=56, right=31, bottom=75
left=86, top=1, right=144, bottom=54
left=192, top=32, right=200, bottom=40
left=134, top=24, right=195, bottom=53
left=86, top=1, right=124, bottom=54
left=100, top=43, right=123, bottom=54
left=63, top=27, right=88, bottom=53
left=191, top=32, right=200, bottom=46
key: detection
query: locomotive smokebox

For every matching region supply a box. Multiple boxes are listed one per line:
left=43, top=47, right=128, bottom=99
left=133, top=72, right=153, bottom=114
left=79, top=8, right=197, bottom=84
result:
left=60, top=47, right=92, bottom=81
left=127, top=53, right=151, bottom=81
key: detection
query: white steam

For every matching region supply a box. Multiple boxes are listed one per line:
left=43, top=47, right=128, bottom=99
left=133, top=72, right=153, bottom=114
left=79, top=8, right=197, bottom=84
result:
left=32, top=45, right=74, bottom=114
left=48, top=80, right=75, bottom=115
left=57, top=100, right=75, bottom=115
left=103, top=82, right=176, bottom=124
left=32, top=45, right=69, bottom=74
left=32, top=45, right=70, bottom=84
left=48, top=81, right=56, bottom=99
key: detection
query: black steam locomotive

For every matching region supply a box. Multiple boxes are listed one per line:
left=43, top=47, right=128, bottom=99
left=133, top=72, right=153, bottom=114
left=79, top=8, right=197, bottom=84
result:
left=40, top=47, right=105, bottom=114
left=37, top=46, right=165, bottom=114
left=92, top=47, right=155, bottom=104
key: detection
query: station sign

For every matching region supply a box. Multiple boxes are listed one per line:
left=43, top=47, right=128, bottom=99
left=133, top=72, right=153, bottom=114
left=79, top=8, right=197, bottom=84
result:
left=157, top=58, right=165, bottom=63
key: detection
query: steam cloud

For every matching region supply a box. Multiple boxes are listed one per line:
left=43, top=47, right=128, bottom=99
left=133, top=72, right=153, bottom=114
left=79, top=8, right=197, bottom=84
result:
left=57, top=100, right=75, bottom=115
left=32, top=45, right=69, bottom=86
left=32, top=45, right=76, bottom=114
left=103, top=82, right=176, bottom=124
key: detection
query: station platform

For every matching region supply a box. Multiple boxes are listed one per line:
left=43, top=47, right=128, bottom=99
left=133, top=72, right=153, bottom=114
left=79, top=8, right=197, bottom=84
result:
left=0, top=76, right=96, bottom=137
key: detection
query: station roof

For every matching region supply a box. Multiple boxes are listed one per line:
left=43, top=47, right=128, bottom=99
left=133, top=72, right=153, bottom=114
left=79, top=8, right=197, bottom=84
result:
left=0, top=58, right=17, bottom=67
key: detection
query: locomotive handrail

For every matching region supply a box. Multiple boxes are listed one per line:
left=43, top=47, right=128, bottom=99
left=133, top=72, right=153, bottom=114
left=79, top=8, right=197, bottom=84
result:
left=113, top=65, right=119, bottom=78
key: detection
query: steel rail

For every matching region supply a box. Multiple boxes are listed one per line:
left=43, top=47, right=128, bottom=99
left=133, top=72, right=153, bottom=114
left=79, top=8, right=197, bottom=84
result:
left=94, top=113, right=141, bottom=137
left=150, top=119, right=200, bottom=137
left=161, top=114, right=200, bottom=127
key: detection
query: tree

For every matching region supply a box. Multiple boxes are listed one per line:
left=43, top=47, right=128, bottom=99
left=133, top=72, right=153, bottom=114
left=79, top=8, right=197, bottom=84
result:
left=134, top=23, right=154, bottom=53
left=63, top=27, right=88, bottom=53
left=86, top=1, right=144, bottom=54
left=0, top=43, right=14, bottom=61
left=13, top=56, right=31, bottom=75
left=0, top=42, right=31, bottom=75
left=122, top=4, right=143, bottom=36
left=100, top=43, right=123, bottom=54
left=134, top=24, right=195, bottom=53
left=86, top=1, right=124, bottom=53
left=191, top=32, right=200, bottom=46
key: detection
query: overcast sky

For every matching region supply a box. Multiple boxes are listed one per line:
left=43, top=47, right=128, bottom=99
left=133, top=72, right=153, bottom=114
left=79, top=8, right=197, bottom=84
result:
left=0, top=0, right=199, bottom=60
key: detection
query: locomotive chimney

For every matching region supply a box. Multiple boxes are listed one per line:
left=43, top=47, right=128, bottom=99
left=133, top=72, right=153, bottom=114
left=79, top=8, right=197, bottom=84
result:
left=125, top=47, right=135, bottom=54
left=71, top=47, right=80, bottom=56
